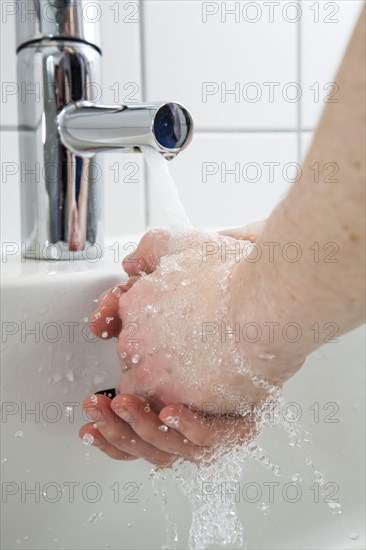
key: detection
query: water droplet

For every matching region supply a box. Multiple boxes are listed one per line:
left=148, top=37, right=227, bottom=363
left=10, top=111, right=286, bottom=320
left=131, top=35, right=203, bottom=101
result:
left=52, top=371, right=63, bottom=383
left=1, top=457, right=7, bottom=463
left=95, top=312, right=101, bottom=319
left=15, top=431, right=23, bottom=439
left=258, top=502, right=270, bottom=516
left=120, top=352, right=127, bottom=359
left=130, top=439, right=136, bottom=446
left=65, top=369, right=75, bottom=382
left=90, top=394, right=98, bottom=405
left=85, top=452, right=91, bottom=460
left=289, top=431, right=298, bottom=447
left=144, top=405, right=150, bottom=413
left=93, top=373, right=105, bottom=385
left=92, top=298, right=98, bottom=303
left=101, top=331, right=108, bottom=338
left=158, top=425, right=168, bottom=432
left=83, top=433, right=94, bottom=445
left=183, top=439, right=189, bottom=445
left=106, top=317, right=114, bottom=324
left=89, top=512, right=103, bottom=524
left=291, top=473, right=302, bottom=482
left=328, top=501, right=342, bottom=514
left=127, top=523, right=132, bottom=528
left=83, top=317, right=89, bottom=323
left=64, top=406, right=73, bottom=417
left=350, top=532, right=359, bottom=541
left=181, top=279, right=191, bottom=287
left=131, top=354, right=140, bottom=364
left=314, top=470, right=324, bottom=483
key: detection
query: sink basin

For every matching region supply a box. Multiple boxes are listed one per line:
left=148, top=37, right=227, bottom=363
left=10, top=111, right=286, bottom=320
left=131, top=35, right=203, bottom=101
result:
left=1, top=242, right=365, bottom=549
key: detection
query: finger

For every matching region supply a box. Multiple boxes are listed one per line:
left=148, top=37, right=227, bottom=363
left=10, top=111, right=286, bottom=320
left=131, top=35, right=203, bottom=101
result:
left=83, top=395, right=175, bottom=467
left=122, top=229, right=172, bottom=276
left=79, top=423, right=137, bottom=461
left=111, top=395, right=203, bottom=461
left=159, top=405, right=257, bottom=447
left=88, top=285, right=125, bottom=339
left=219, top=220, right=266, bottom=242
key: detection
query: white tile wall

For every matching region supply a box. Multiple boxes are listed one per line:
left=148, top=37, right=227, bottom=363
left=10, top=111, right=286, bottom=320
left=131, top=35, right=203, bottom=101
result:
left=0, top=0, right=362, bottom=243
left=300, top=0, right=364, bottom=129
left=142, top=0, right=298, bottom=130
left=147, top=132, right=298, bottom=229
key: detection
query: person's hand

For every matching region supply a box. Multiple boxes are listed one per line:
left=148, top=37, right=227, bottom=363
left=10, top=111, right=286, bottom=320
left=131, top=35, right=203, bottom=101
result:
left=79, top=392, right=255, bottom=466
left=80, top=222, right=305, bottom=465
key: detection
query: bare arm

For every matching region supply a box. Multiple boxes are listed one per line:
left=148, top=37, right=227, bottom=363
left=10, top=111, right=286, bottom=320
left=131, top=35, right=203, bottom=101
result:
left=232, top=5, right=365, bottom=373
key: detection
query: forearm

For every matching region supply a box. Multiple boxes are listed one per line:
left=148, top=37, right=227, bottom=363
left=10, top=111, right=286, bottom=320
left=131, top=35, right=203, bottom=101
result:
left=232, top=6, right=365, bottom=365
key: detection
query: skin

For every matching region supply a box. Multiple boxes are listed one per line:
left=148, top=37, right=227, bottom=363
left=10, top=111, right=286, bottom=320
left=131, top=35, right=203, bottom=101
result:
left=80, top=6, right=365, bottom=466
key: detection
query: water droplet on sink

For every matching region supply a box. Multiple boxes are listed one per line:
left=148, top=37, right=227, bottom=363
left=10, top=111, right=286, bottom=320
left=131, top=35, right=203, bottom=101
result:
left=15, top=431, right=23, bottom=439
left=350, top=532, right=359, bottom=541
left=64, top=406, right=73, bottom=417
left=93, top=374, right=105, bottom=385
left=1, top=457, right=7, bottom=463
left=52, top=372, right=62, bottom=383
left=291, top=473, right=302, bottom=482
left=258, top=502, right=270, bottom=515
left=65, top=369, right=75, bottom=382
left=89, top=512, right=103, bottom=524
left=328, top=501, right=342, bottom=514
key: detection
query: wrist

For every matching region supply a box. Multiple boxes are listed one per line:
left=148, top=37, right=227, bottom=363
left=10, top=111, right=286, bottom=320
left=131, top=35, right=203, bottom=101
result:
left=228, top=259, right=308, bottom=386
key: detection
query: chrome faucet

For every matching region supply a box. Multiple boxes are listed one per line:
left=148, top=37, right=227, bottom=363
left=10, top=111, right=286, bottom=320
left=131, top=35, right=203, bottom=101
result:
left=16, top=0, right=193, bottom=260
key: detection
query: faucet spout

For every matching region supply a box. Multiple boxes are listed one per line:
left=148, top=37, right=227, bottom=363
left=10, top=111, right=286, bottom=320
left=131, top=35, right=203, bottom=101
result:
left=58, top=102, right=193, bottom=160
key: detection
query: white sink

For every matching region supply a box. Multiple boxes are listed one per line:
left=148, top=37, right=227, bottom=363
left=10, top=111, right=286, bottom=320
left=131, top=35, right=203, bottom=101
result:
left=1, top=243, right=365, bottom=549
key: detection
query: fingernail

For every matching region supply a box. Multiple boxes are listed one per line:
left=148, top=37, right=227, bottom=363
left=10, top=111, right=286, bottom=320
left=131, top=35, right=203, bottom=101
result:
left=122, top=253, right=134, bottom=264
left=162, top=415, right=180, bottom=429
left=85, top=406, right=103, bottom=422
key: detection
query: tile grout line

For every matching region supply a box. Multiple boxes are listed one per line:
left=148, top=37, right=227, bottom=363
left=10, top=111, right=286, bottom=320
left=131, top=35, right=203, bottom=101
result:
left=297, top=0, right=303, bottom=163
